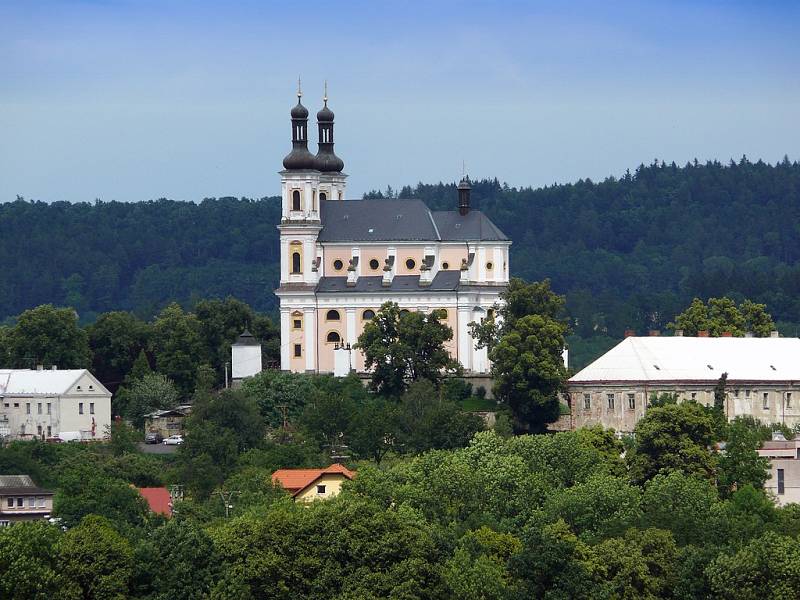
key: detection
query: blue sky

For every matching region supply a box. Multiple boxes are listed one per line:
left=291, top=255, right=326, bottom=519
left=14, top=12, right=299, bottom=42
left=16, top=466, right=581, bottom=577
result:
left=1, top=0, right=798, bottom=202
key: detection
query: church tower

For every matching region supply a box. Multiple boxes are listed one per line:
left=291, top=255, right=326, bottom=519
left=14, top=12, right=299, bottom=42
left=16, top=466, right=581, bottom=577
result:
left=314, top=82, right=347, bottom=201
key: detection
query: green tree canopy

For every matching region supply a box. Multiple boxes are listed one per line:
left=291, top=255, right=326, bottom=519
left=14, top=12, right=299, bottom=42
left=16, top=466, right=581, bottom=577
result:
left=669, top=297, right=775, bottom=336
left=7, top=304, right=91, bottom=369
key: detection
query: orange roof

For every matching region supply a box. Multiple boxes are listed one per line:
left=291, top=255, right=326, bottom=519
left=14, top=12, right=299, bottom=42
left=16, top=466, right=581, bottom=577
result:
left=271, top=464, right=355, bottom=497
left=137, top=487, right=173, bottom=517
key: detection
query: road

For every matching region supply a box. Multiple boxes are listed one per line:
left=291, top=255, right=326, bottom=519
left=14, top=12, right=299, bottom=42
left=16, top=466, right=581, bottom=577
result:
left=138, top=442, right=179, bottom=455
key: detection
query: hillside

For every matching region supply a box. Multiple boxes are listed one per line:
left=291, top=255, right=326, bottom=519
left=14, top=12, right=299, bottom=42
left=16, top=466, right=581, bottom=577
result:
left=3, top=157, right=799, bottom=349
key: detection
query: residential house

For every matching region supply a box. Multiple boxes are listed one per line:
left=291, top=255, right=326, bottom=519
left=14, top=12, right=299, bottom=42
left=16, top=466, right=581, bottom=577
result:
left=136, top=487, right=173, bottom=517
left=0, top=368, right=111, bottom=442
left=271, top=464, right=355, bottom=502
left=144, top=405, right=192, bottom=439
left=0, top=475, right=54, bottom=526
left=757, top=435, right=800, bottom=506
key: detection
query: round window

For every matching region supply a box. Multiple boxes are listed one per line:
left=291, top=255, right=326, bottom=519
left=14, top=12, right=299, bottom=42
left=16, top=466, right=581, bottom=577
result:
left=442, top=262, right=449, bottom=270
left=486, top=262, right=494, bottom=270
left=333, top=259, right=344, bottom=271
left=405, top=258, right=416, bottom=270
left=369, top=258, right=380, bottom=270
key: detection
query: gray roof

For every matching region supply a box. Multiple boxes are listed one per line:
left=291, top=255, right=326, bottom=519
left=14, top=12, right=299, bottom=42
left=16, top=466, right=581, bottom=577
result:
left=318, top=199, right=507, bottom=242
left=0, top=474, right=52, bottom=495
left=316, top=271, right=462, bottom=294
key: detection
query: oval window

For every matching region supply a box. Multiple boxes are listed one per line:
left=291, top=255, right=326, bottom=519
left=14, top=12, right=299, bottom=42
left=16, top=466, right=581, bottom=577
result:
left=369, top=258, right=380, bottom=270
left=405, top=258, right=416, bottom=270
left=442, top=262, right=449, bottom=270
left=326, top=309, right=340, bottom=321
left=486, top=262, right=493, bottom=270
left=333, top=259, right=344, bottom=271
left=363, top=309, right=376, bottom=320
left=326, top=331, right=341, bottom=343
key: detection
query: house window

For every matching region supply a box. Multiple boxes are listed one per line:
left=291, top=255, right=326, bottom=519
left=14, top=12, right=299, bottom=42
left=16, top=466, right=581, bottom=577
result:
left=405, top=258, right=416, bottom=270
left=778, top=468, right=785, bottom=495
left=734, top=389, right=740, bottom=398
left=292, top=190, right=301, bottom=211
left=690, top=392, right=697, bottom=401
left=90, top=403, right=95, bottom=415
left=27, top=497, right=34, bottom=508
left=326, top=331, right=341, bottom=343
left=326, top=309, right=340, bottom=321
left=607, top=393, right=615, bottom=410
left=16, top=498, right=22, bottom=507
left=37, top=403, right=42, bottom=414
left=763, top=392, right=770, bottom=409
left=0, top=520, right=9, bottom=527
left=583, top=393, right=591, bottom=410
left=36, top=497, right=45, bottom=508
left=47, top=403, right=51, bottom=415
left=317, top=484, right=326, bottom=495
left=79, top=402, right=84, bottom=415
left=293, top=318, right=302, bottom=329
left=291, top=252, right=301, bottom=274
left=362, top=309, right=375, bottom=321
left=6, top=498, right=12, bottom=508
left=37, top=425, right=42, bottom=437
left=26, top=403, right=30, bottom=414
left=369, top=258, right=380, bottom=270
left=294, top=344, right=302, bottom=358
left=627, top=393, right=635, bottom=410
left=746, top=390, right=751, bottom=398
left=13, top=403, right=19, bottom=408
left=333, top=259, right=344, bottom=271
left=47, top=426, right=51, bottom=437
left=787, top=392, right=793, bottom=408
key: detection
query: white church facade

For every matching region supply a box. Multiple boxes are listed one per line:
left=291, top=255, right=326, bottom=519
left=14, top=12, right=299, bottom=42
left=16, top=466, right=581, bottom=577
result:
left=275, top=86, right=510, bottom=375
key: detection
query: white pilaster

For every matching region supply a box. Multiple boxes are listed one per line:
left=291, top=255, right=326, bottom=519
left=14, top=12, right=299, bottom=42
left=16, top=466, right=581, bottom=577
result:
left=304, top=308, right=317, bottom=372
left=280, top=309, right=290, bottom=370
left=478, top=246, right=487, bottom=282
left=345, top=308, right=357, bottom=347
left=280, top=238, right=289, bottom=282
left=458, top=306, right=472, bottom=371
left=493, top=247, right=503, bottom=282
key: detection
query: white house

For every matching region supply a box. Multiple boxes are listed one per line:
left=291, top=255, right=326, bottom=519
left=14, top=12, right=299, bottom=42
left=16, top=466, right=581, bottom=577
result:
left=0, top=368, right=111, bottom=441
left=568, top=335, right=800, bottom=434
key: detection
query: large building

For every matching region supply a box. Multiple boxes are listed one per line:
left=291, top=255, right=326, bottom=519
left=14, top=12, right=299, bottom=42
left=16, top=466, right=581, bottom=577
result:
left=0, top=368, right=111, bottom=442
left=275, top=86, right=510, bottom=374
left=568, top=334, right=800, bottom=434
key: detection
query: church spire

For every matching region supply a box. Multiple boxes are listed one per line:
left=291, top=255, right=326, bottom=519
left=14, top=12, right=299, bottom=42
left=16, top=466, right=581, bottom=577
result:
left=283, top=79, right=316, bottom=170
left=314, top=81, right=344, bottom=173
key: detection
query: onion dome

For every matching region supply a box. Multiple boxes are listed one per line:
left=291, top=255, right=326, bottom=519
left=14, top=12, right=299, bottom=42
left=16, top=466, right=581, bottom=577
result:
left=291, top=99, right=309, bottom=119
left=282, top=81, right=317, bottom=170
left=314, top=84, right=344, bottom=173
left=317, top=103, right=334, bottom=122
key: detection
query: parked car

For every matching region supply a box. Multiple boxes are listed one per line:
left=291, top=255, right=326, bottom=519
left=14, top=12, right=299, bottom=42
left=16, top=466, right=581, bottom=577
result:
left=163, top=434, right=184, bottom=445
left=144, top=432, right=163, bottom=444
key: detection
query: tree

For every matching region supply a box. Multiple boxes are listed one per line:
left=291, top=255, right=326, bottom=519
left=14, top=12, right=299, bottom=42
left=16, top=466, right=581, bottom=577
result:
left=669, top=297, right=775, bottom=336
left=7, top=304, right=91, bottom=368
left=240, top=370, right=318, bottom=428
left=641, top=471, right=718, bottom=545
left=717, top=417, right=770, bottom=498
left=357, top=301, right=460, bottom=396
left=472, top=279, right=569, bottom=433
left=57, top=515, right=133, bottom=600
left=107, top=419, right=141, bottom=456
left=347, top=398, right=401, bottom=464
left=87, top=311, right=149, bottom=393
left=149, top=303, right=207, bottom=396
left=123, top=372, right=180, bottom=429
left=627, top=402, right=717, bottom=485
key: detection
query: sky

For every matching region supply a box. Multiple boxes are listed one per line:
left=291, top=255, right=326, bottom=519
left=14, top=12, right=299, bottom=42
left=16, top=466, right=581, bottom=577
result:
left=1, top=0, right=798, bottom=203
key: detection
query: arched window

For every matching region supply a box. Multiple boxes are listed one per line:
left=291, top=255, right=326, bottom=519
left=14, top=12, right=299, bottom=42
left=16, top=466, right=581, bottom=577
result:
left=319, top=192, right=327, bottom=201
left=327, top=331, right=341, bottom=343
left=362, top=309, right=375, bottom=321
left=326, top=309, right=340, bottom=321
left=292, top=190, right=301, bottom=211
left=291, top=252, right=301, bottom=274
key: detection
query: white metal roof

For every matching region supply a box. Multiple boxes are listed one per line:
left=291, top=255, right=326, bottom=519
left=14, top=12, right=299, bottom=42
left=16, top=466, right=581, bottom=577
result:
left=0, top=369, right=103, bottom=395
left=569, top=337, right=800, bottom=384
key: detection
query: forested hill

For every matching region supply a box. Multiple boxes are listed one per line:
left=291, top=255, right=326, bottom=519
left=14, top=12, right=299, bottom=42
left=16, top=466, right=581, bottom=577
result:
left=3, top=157, right=800, bottom=342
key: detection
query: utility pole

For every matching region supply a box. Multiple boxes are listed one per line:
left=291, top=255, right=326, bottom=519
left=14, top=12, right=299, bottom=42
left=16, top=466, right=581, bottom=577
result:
left=217, top=490, right=239, bottom=518
left=224, top=362, right=229, bottom=389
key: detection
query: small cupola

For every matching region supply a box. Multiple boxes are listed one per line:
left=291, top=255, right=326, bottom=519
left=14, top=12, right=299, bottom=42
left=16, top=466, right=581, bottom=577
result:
left=314, top=82, right=344, bottom=173
left=283, top=78, right=317, bottom=170
left=458, top=175, right=472, bottom=215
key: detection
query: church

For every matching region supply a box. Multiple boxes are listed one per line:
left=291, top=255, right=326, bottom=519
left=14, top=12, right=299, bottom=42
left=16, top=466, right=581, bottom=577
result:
left=275, top=86, right=510, bottom=375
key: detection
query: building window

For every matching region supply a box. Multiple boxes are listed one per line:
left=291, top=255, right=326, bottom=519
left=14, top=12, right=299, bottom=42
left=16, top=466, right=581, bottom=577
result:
left=607, top=393, right=615, bottom=410
left=690, top=392, right=697, bottom=401
left=320, top=192, right=327, bottom=201
left=442, top=262, right=450, bottom=269
left=292, top=318, right=302, bottom=330
left=317, top=484, right=326, bottom=495
left=37, top=425, right=42, bottom=437
left=362, top=309, right=375, bottom=321
left=291, top=252, right=301, bottom=274
left=326, top=331, right=341, bottom=343
left=13, top=403, right=19, bottom=408
left=486, top=262, right=493, bottom=270
left=37, top=403, right=42, bottom=414
left=369, top=258, right=380, bottom=270
left=627, top=393, right=635, bottom=410
left=294, top=344, right=302, bottom=358
left=326, top=309, right=340, bottom=321
left=333, top=259, right=344, bottom=271
left=405, top=258, right=416, bottom=270
left=90, top=403, right=95, bottom=415
left=36, top=497, right=45, bottom=508
left=26, top=403, right=30, bottom=414
left=16, top=498, right=22, bottom=507
left=47, top=403, right=51, bottom=415
left=47, top=426, right=51, bottom=437
left=778, top=468, right=785, bottom=495
left=745, top=390, right=751, bottom=398
left=6, top=498, right=11, bottom=508
left=763, top=392, right=770, bottom=409
left=292, top=190, right=301, bottom=211
left=28, top=497, right=35, bottom=508
left=583, top=393, right=591, bottom=410
left=79, top=402, right=84, bottom=415
left=787, top=392, right=793, bottom=408
left=734, top=389, right=740, bottom=398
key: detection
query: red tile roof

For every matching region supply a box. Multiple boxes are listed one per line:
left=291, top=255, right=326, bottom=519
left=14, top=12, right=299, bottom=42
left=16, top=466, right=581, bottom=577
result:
left=271, top=464, right=355, bottom=497
left=137, top=487, right=173, bottom=517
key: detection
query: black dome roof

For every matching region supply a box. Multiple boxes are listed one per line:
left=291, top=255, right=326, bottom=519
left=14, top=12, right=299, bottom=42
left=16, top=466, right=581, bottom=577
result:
left=291, top=100, right=308, bottom=119
left=283, top=147, right=316, bottom=170
left=317, top=104, right=334, bottom=122
left=315, top=151, right=344, bottom=172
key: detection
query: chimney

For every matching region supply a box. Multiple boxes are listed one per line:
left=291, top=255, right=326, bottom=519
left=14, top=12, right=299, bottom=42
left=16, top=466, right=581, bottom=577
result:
left=457, top=176, right=471, bottom=216
left=624, top=329, right=636, bottom=338
left=697, top=330, right=710, bottom=337
left=721, top=331, right=733, bottom=337
left=675, top=329, right=684, bottom=337
left=36, top=365, right=44, bottom=371
left=771, top=330, right=780, bottom=338
left=648, top=329, right=660, bottom=337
